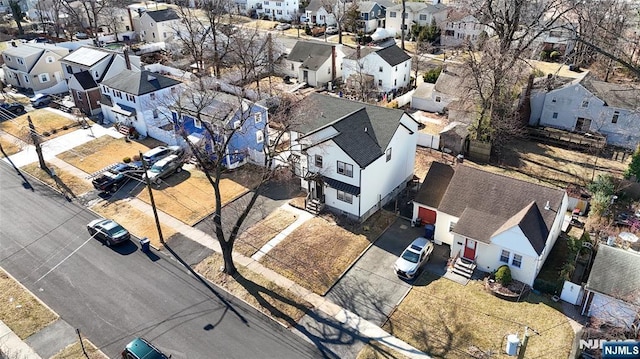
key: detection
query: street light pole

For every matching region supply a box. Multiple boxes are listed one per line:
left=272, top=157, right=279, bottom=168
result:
left=139, top=152, right=165, bottom=244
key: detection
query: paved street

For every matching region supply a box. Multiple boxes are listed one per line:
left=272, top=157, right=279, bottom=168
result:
left=0, top=160, right=322, bottom=358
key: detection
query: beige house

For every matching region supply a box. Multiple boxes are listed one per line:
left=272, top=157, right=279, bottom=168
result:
left=138, top=9, right=181, bottom=43
left=1, top=42, right=69, bottom=94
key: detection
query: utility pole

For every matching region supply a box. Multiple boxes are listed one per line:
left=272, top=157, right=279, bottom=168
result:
left=27, top=115, right=49, bottom=173
left=517, top=326, right=539, bottom=359
left=139, top=152, right=165, bottom=244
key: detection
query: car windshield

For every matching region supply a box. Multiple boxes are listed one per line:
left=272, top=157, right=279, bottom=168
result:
left=103, top=221, right=127, bottom=237
left=149, top=164, right=163, bottom=173
left=401, top=250, right=420, bottom=263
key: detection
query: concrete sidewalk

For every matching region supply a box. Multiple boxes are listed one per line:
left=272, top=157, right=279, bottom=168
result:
left=1, top=124, right=432, bottom=359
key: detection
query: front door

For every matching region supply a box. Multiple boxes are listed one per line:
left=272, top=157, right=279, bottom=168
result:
left=315, top=179, right=323, bottom=201
left=463, top=238, right=476, bottom=260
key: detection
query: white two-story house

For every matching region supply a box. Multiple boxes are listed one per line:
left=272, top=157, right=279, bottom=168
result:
left=290, top=93, right=419, bottom=221
left=342, top=44, right=412, bottom=94
left=138, top=8, right=181, bottom=43
left=441, top=10, right=486, bottom=48
left=248, top=0, right=299, bottom=21
left=284, top=41, right=349, bottom=87
left=385, top=1, right=448, bottom=36
left=1, top=42, right=69, bottom=94
left=304, top=0, right=339, bottom=25
left=531, top=75, right=640, bottom=149
left=100, top=69, right=182, bottom=143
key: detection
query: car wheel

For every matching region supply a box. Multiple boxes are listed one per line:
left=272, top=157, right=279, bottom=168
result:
left=105, top=239, right=112, bottom=247
left=176, top=166, right=182, bottom=173
left=110, top=184, right=118, bottom=193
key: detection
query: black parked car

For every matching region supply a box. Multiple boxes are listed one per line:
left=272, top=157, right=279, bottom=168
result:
left=92, top=163, right=143, bottom=193
left=0, top=103, right=25, bottom=115
left=87, top=219, right=131, bottom=246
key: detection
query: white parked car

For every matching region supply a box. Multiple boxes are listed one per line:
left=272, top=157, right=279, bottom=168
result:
left=275, top=23, right=291, bottom=31
left=394, top=236, right=434, bottom=280
left=325, top=26, right=339, bottom=35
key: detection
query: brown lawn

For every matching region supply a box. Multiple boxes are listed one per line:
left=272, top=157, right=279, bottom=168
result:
left=90, top=201, right=176, bottom=249
left=235, top=208, right=298, bottom=257
left=0, top=109, right=78, bottom=142
left=479, top=140, right=630, bottom=189
left=21, top=162, right=93, bottom=196
left=52, top=340, right=106, bottom=359
left=0, top=269, right=58, bottom=339
left=137, top=169, right=249, bottom=225
left=195, top=254, right=312, bottom=327
left=414, top=146, right=455, bottom=181
left=261, top=210, right=397, bottom=295
left=57, top=136, right=162, bottom=174
left=0, top=135, right=24, bottom=156
left=356, top=342, right=411, bottom=359
left=384, top=273, right=574, bottom=359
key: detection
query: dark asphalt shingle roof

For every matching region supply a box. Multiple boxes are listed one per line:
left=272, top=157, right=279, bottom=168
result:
left=580, top=76, right=640, bottom=109
left=586, top=245, right=640, bottom=301
left=73, top=71, right=98, bottom=90
left=287, top=41, right=335, bottom=71
left=298, top=93, right=414, bottom=167
left=414, top=162, right=455, bottom=208
left=100, top=70, right=181, bottom=95
left=146, top=9, right=180, bottom=22
left=416, top=163, right=564, bottom=253
left=375, top=45, right=411, bottom=66
left=306, top=0, right=336, bottom=12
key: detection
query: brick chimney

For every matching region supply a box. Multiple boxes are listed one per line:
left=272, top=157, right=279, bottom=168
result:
left=124, top=47, right=131, bottom=70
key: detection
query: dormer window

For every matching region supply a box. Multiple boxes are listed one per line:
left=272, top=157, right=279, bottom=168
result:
left=46, top=56, right=54, bottom=63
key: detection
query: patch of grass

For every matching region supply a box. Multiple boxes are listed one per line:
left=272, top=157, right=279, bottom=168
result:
left=0, top=269, right=58, bottom=339
left=261, top=210, right=396, bottom=295
left=57, top=135, right=156, bottom=174
left=194, top=253, right=312, bottom=327
left=244, top=19, right=280, bottom=30
left=51, top=339, right=106, bottom=359
left=485, top=140, right=630, bottom=189
left=0, top=135, right=24, bottom=156
left=137, top=169, right=248, bottom=225
left=235, top=208, right=298, bottom=257
left=90, top=201, right=176, bottom=249
left=356, top=342, right=411, bottom=359
left=21, top=162, right=93, bottom=196
left=0, top=109, right=77, bottom=142
left=384, top=272, right=574, bottom=359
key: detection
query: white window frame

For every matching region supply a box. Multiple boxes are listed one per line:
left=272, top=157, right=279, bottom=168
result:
left=314, top=154, right=323, bottom=168
left=46, top=56, right=54, bottom=63
left=256, top=130, right=264, bottom=143
left=386, top=148, right=392, bottom=162
left=337, top=161, right=353, bottom=177
left=499, top=249, right=510, bottom=263
left=194, top=119, right=202, bottom=129
left=581, top=100, right=589, bottom=108
left=39, top=73, right=50, bottom=83
left=254, top=112, right=262, bottom=123
left=233, top=120, right=241, bottom=129
left=512, top=254, right=522, bottom=268
left=337, top=190, right=353, bottom=203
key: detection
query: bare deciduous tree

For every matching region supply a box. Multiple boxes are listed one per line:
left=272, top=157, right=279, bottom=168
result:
left=169, top=81, right=303, bottom=275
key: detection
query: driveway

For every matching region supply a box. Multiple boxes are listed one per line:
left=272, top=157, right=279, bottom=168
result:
left=325, top=218, right=426, bottom=326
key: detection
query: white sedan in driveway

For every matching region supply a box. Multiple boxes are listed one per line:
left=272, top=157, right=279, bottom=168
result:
left=275, top=23, right=291, bottom=31
left=394, top=236, right=434, bottom=280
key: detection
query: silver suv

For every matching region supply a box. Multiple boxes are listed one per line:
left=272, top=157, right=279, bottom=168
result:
left=142, top=145, right=182, bottom=165
left=146, top=154, right=182, bottom=185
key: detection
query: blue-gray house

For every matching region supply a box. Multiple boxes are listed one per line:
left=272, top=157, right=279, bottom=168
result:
left=173, top=92, right=269, bottom=169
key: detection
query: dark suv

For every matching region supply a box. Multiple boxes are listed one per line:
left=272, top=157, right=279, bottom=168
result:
left=92, top=163, right=143, bottom=193
left=122, top=338, right=170, bottom=359
left=0, top=103, right=25, bottom=115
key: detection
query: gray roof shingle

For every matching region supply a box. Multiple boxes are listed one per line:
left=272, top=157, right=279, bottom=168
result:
left=416, top=163, right=564, bottom=253
left=586, top=245, right=640, bottom=301
left=414, top=162, right=455, bottom=208
left=100, top=70, right=181, bottom=95
left=298, top=94, right=413, bottom=167
left=287, top=41, right=335, bottom=71
left=580, top=77, right=640, bottom=110
left=146, top=9, right=180, bottom=22
left=375, top=45, right=411, bottom=66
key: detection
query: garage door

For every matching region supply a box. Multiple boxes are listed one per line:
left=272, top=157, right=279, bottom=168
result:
left=418, top=206, right=437, bottom=225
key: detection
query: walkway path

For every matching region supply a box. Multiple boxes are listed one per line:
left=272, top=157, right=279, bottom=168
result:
left=1, top=125, right=432, bottom=359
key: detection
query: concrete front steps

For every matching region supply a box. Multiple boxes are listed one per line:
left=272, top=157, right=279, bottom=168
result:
left=452, top=257, right=476, bottom=279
